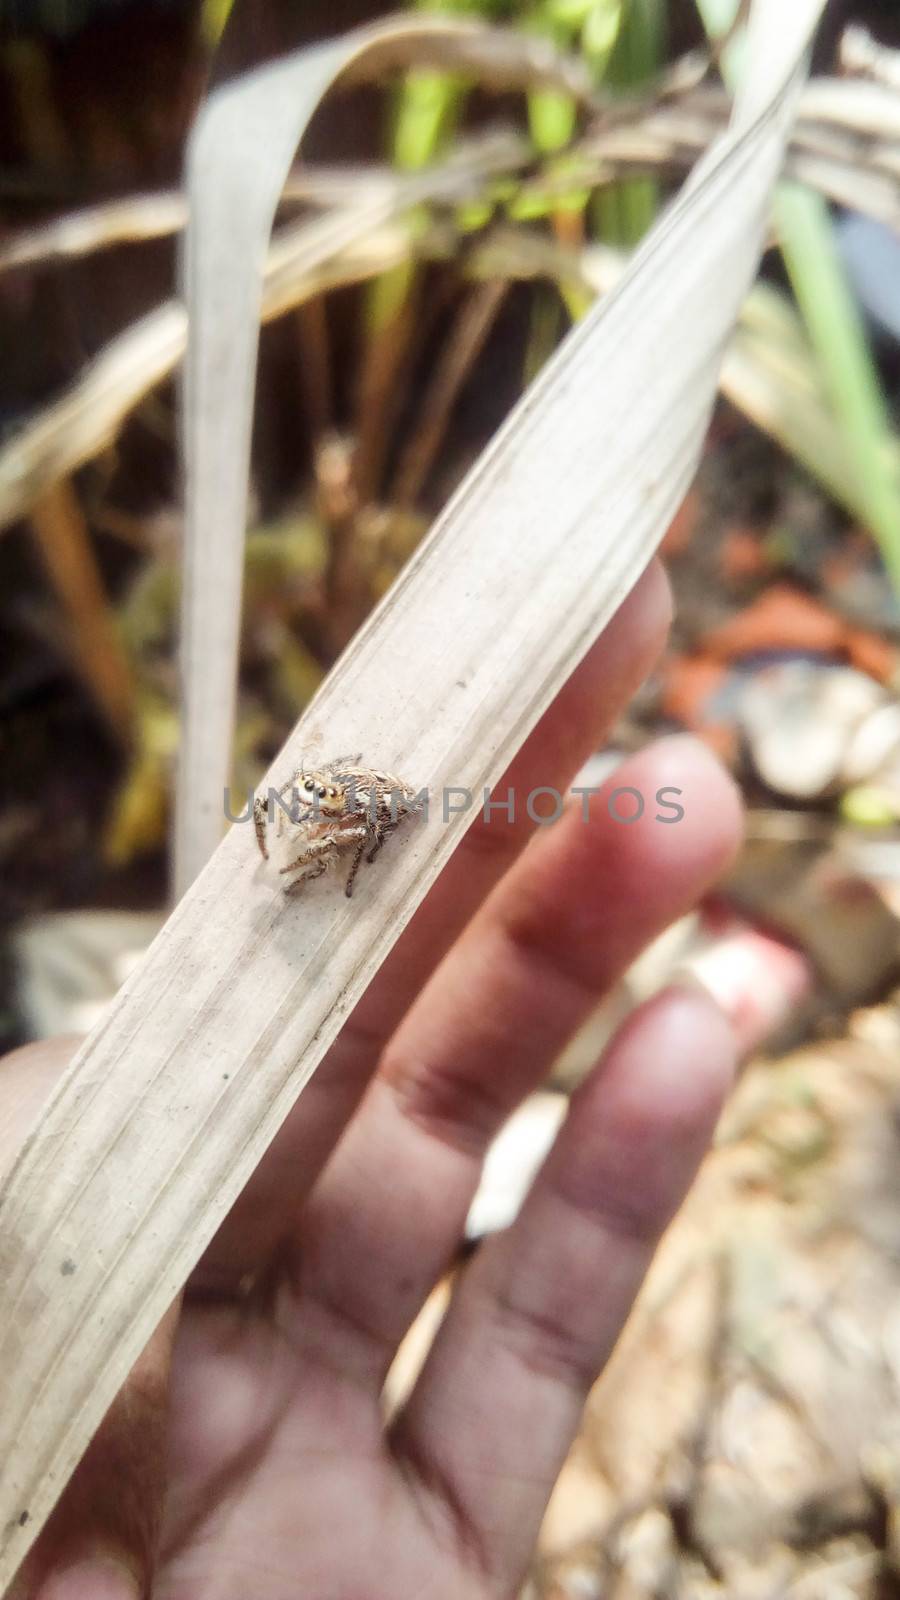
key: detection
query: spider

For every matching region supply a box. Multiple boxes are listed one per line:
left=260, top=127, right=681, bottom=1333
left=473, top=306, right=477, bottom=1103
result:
left=253, top=753, right=424, bottom=898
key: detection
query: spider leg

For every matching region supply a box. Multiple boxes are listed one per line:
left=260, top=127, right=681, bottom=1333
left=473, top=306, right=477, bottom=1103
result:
left=285, top=860, right=328, bottom=893
left=253, top=796, right=270, bottom=859
left=334, top=821, right=369, bottom=844
left=344, top=832, right=369, bottom=898
left=254, top=774, right=304, bottom=858
left=365, top=828, right=387, bottom=865
left=278, top=833, right=342, bottom=875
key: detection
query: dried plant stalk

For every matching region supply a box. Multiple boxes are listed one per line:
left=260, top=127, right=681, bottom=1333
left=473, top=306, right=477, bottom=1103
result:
left=3, top=81, right=898, bottom=534
left=29, top=478, right=135, bottom=741
left=0, top=131, right=525, bottom=534
left=0, top=1, right=823, bottom=1587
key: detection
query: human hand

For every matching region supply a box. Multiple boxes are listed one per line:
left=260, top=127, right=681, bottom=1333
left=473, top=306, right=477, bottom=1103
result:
left=5, top=561, right=741, bottom=1600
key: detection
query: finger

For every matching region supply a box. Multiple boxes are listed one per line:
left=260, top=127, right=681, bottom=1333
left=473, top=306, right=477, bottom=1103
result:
left=1, top=1041, right=177, bottom=1600
left=287, top=738, right=741, bottom=1384
left=197, top=561, right=672, bottom=1285
left=392, top=986, right=735, bottom=1590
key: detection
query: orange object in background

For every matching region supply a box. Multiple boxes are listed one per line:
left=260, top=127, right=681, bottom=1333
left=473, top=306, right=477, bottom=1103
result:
left=703, top=583, right=898, bottom=684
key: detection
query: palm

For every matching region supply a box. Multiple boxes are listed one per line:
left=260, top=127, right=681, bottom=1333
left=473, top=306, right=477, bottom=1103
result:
left=161, top=1304, right=484, bottom=1599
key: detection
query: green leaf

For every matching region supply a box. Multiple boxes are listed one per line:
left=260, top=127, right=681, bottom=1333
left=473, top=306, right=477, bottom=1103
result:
left=582, top=0, right=625, bottom=73
left=527, top=86, right=578, bottom=153
left=776, top=183, right=900, bottom=598
left=697, top=0, right=900, bottom=600
left=392, top=69, right=463, bottom=171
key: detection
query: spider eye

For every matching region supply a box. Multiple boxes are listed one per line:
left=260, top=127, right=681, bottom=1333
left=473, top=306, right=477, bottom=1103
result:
left=316, top=785, right=327, bottom=799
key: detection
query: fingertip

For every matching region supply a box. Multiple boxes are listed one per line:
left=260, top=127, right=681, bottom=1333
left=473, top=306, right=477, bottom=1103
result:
left=605, top=981, right=736, bottom=1133
left=558, top=983, right=736, bottom=1224
left=552, top=733, right=743, bottom=948
left=598, top=558, right=672, bottom=679
left=636, top=555, right=674, bottom=640
left=647, top=732, right=743, bottom=828
left=619, top=556, right=673, bottom=635
left=631, top=982, right=737, bottom=1126
left=627, top=732, right=745, bottom=881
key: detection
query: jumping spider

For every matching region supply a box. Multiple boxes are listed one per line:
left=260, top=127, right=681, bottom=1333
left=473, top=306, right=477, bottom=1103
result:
left=253, top=753, right=423, bottom=898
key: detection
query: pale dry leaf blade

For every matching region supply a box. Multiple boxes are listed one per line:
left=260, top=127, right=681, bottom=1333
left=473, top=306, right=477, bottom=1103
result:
left=0, top=0, right=823, bottom=1585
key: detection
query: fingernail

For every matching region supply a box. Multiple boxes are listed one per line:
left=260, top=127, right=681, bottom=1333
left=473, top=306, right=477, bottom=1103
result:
left=35, top=1555, right=139, bottom=1600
